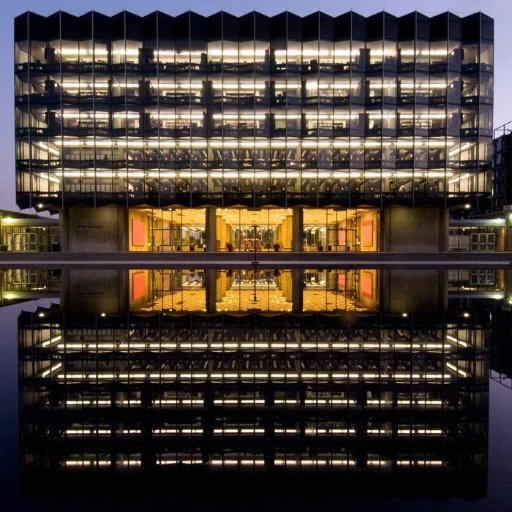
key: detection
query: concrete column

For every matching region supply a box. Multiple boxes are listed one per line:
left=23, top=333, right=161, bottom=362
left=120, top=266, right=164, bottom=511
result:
left=381, top=205, right=444, bottom=253
left=59, top=209, right=69, bottom=252
left=505, top=213, right=512, bottom=252
left=504, top=271, right=512, bottom=307
left=61, top=268, right=128, bottom=314
left=380, top=269, right=444, bottom=315
left=205, top=269, right=217, bottom=313
left=438, top=207, right=449, bottom=252
left=205, top=206, right=217, bottom=252
left=292, top=269, right=303, bottom=313
left=292, top=207, right=303, bottom=252
left=61, top=205, right=128, bottom=253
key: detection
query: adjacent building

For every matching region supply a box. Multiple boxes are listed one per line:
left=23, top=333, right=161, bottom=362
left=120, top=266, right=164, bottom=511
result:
left=0, top=210, right=58, bottom=252
left=15, top=10, right=493, bottom=253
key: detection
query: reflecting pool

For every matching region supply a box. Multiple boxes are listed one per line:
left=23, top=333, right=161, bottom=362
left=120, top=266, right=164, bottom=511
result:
left=1, top=267, right=512, bottom=511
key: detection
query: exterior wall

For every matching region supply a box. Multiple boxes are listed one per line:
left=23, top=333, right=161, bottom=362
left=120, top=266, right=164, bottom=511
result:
left=61, top=205, right=127, bottom=253
left=380, top=206, right=446, bottom=253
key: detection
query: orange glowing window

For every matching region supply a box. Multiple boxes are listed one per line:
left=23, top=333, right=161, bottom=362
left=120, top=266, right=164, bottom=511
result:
left=361, top=220, right=373, bottom=247
left=361, top=271, right=374, bottom=299
left=131, top=272, right=146, bottom=301
left=132, top=219, right=146, bottom=246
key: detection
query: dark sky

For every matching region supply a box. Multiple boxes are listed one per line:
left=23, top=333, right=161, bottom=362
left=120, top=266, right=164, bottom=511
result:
left=4, top=0, right=509, bottom=211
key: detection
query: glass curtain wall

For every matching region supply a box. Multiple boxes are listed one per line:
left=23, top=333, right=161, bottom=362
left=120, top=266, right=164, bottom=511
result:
left=303, top=208, right=379, bottom=251
left=15, top=12, right=493, bottom=210
left=128, top=207, right=206, bottom=251
left=19, top=304, right=488, bottom=473
left=215, top=208, right=293, bottom=251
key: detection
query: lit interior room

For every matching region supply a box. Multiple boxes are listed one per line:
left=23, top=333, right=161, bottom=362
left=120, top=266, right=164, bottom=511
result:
left=215, top=208, right=292, bottom=251
left=129, top=208, right=206, bottom=251
left=303, top=269, right=379, bottom=312
left=303, top=208, right=379, bottom=252
left=129, top=269, right=206, bottom=312
left=216, top=269, right=293, bottom=312
left=127, top=268, right=378, bottom=313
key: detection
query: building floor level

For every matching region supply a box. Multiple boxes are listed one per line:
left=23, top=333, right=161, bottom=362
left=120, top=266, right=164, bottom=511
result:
left=58, top=204, right=453, bottom=253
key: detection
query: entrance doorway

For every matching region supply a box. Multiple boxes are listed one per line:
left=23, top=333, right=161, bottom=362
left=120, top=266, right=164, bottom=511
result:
left=216, top=208, right=293, bottom=251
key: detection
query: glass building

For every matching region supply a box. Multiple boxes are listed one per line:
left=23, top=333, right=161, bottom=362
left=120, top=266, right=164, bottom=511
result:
left=492, top=122, right=512, bottom=211
left=14, top=10, right=493, bottom=253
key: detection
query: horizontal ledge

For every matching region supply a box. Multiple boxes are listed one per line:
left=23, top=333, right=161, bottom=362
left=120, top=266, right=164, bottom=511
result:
left=0, top=252, right=511, bottom=269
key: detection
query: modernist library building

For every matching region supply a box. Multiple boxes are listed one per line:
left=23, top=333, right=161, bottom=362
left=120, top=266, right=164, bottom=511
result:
left=14, top=10, right=493, bottom=253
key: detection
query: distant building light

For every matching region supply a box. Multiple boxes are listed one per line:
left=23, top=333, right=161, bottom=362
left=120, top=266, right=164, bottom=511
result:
left=463, top=312, right=470, bottom=318
left=464, top=204, right=471, bottom=209
left=402, top=313, right=408, bottom=318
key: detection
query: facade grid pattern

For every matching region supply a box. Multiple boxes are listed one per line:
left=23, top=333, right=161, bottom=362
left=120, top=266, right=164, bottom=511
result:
left=15, top=10, right=493, bottom=210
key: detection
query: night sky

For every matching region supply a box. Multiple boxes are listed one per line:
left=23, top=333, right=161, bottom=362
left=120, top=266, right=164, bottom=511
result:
left=3, top=0, right=509, bottom=211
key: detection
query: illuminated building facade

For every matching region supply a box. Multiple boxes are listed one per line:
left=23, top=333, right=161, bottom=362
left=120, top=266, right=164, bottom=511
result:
left=15, top=11, right=493, bottom=253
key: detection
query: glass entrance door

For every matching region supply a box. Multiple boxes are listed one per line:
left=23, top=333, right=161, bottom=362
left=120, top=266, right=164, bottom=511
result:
left=233, top=225, right=276, bottom=251
left=216, top=208, right=293, bottom=251
left=12, top=232, right=38, bottom=252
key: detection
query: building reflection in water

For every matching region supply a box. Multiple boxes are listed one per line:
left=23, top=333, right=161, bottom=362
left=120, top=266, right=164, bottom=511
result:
left=18, top=268, right=489, bottom=500
left=127, top=268, right=379, bottom=313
